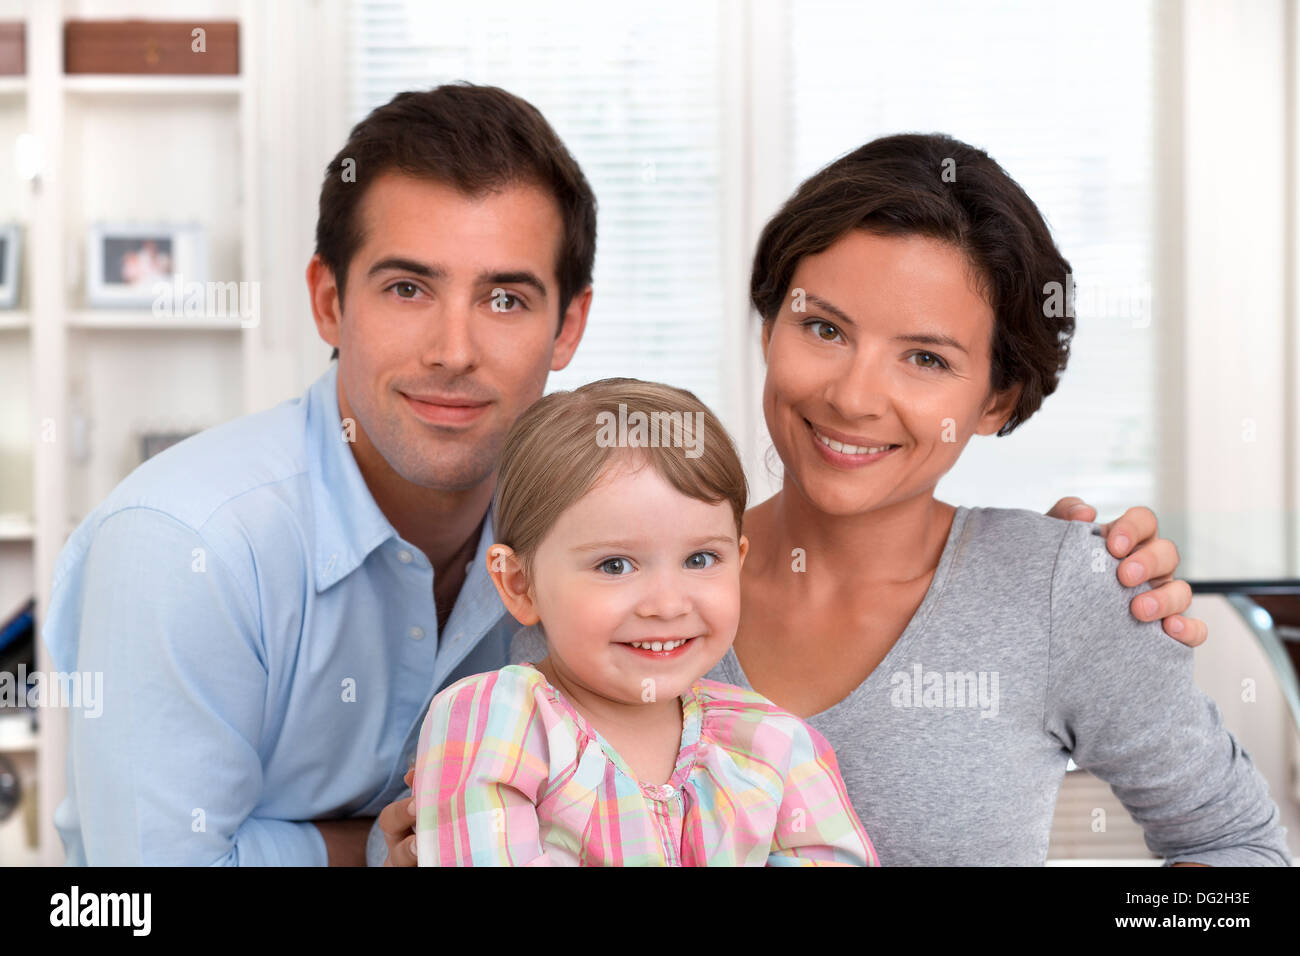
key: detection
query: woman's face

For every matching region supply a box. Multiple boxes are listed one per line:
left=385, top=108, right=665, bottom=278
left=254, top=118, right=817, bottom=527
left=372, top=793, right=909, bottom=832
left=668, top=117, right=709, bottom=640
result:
left=761, top=229, right=1020, bottom=518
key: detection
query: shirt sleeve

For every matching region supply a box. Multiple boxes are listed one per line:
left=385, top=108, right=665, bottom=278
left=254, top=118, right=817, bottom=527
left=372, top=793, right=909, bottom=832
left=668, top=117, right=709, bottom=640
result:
left=766, top=718, right=881, bottom=867
left=60, top=507, right=328, bottom=866
left=1044, top=520, right=1291, bottom=867
left=413, top=668, right=557, bottom=866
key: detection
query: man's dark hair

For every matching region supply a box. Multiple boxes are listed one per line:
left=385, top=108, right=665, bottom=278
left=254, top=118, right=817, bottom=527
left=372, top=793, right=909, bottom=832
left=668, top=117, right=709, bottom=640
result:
left=317, top=83, right=598, bottom=361
left=750, top=132, right=1074, bottom=436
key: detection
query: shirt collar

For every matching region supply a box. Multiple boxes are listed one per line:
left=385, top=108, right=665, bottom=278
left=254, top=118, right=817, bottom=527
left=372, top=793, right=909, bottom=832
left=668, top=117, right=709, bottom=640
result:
left=307, top=362, right=404, bottom=591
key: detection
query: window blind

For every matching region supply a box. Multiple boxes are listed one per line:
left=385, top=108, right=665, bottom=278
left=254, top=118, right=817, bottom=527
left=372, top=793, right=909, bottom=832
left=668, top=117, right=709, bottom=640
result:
left=346, top=0, right=728, bottom=413
left=783, top=0, right=1159, bottom=519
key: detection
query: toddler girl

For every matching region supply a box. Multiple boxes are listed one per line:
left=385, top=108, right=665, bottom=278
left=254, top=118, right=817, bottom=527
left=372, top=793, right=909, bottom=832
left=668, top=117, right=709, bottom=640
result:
left=413, top=377, right=878, bottom=866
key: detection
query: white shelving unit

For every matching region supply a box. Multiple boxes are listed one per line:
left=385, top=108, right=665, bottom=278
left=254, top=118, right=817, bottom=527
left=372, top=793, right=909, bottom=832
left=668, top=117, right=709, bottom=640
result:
left=0, top=0, right=264, bottom=866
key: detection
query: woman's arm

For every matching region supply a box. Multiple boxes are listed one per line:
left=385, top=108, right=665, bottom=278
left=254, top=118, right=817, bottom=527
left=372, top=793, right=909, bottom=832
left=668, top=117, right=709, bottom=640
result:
left=1043, top=520, right=1290, bottom=866
left=1046, top=497, right=1205, bottom=646
left=412, top=669, right=556, bottom=866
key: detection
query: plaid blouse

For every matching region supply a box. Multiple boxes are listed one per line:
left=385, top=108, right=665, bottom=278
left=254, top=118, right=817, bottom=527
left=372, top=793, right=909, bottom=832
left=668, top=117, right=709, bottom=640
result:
left=413, top=662, right=879, bottom=866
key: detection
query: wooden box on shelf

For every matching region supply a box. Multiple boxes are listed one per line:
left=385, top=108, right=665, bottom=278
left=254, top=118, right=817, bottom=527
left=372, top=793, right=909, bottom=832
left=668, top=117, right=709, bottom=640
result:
left=0, top=23, right=24, bottom=75
left=65, top=20, right=238, bottom=75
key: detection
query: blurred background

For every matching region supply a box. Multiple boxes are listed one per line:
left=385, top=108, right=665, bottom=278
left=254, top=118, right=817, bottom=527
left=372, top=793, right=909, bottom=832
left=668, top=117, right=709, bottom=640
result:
left=0, top=0, right=1296, bottom=864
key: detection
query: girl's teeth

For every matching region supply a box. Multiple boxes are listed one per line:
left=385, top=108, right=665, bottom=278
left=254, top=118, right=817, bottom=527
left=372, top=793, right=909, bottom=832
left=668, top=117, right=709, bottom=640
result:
left=630, top=639, right=688, bottom=651
left=813, top=427, right=892, bottom=456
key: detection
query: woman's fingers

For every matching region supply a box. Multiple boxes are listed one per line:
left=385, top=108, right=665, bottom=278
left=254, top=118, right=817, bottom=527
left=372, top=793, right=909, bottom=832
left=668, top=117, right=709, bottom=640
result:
left=1161, top=614, right=1209, bottom=647
left=378, top=772, right=418, bottom=867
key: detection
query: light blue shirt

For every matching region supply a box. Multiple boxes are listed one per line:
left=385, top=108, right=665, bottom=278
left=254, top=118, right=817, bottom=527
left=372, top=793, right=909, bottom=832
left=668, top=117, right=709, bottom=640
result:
left=43, top=362, right=520, bottom=865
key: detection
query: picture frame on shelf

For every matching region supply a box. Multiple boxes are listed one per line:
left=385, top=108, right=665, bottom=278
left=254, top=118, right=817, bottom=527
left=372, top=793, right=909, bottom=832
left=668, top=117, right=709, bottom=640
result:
left=86, top=221, right=206, bottom=309
left=0, top=223, right=21, bottom=309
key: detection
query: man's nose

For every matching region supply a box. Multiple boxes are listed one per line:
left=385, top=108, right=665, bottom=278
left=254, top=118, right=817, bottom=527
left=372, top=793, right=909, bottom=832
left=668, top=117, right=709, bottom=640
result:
left=419, top=300, right=478, bottom=372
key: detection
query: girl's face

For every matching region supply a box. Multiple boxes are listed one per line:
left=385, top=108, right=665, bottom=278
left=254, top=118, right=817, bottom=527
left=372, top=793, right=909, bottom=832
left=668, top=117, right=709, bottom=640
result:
left=761, top=230, right=1021, bottom=518
left=504, top=458, right=747, bottom=706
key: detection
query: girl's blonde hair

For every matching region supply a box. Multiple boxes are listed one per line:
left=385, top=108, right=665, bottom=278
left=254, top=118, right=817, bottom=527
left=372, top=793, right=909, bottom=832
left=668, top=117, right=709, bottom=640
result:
left=492, top=378, right=748, bottom=583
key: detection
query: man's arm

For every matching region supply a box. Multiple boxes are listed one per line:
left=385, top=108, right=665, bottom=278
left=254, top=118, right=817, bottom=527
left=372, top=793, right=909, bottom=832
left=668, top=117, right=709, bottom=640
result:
left=1046, top=498, right=1205, bottom=646
left=66, top=507, right=328, bottom=866
left=1045, top=520, right=1291, bottom=866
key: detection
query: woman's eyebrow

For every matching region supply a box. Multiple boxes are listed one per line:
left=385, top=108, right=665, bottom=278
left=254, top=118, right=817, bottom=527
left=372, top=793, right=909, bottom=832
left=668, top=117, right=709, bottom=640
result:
left=894, top=332, right=968, bottom=355
left=805, top=293, right=856, bottom=327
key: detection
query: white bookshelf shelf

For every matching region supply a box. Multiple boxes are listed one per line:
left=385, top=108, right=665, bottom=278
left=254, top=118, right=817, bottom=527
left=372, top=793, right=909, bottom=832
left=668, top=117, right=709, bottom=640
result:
left=0, top=76, right=26, bottom=96
left=0, top=714, right=39, bottom=753
left=0, top=312, right=29, bottom=329
left=69, top=309, right=247, bottom=331
left=62, top=74, right=244, bottom=97
left=0, top=515, right=35, bottom=541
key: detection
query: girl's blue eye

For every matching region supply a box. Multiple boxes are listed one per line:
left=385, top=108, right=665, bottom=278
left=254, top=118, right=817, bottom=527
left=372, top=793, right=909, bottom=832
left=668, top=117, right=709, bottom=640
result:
left=910, top=351, right=949, bottom=370
left=805, top=319, right=842, bottom=343
left=685, top=551, right=720, bottom=570
left=598, top=557, right=632, bottom=575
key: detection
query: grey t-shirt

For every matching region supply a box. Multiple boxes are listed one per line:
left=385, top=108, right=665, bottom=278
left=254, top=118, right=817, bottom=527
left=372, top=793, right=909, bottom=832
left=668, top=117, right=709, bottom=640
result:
left=704, top=505, right=1290, bottom=866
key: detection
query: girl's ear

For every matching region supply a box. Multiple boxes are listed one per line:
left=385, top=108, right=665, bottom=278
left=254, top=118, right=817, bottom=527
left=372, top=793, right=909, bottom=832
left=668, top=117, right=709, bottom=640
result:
left=737, top=534, right=749, bottom=566
left=486, top=544, right=541, bottom=626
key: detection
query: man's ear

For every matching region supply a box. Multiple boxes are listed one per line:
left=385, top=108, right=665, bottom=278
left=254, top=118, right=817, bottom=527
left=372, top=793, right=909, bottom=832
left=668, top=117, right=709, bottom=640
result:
left=551, top=285, right=593, bottom=373
left=307, top=254, right=343, bottom=350
left=974, top=383, right=1023, bottom=436
left=486, top=544, right=540, bottom=626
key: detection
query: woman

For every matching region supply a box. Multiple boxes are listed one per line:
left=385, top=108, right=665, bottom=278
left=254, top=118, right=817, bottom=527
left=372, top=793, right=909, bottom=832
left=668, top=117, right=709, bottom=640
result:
left=699, top=133, right=1288, bottom=865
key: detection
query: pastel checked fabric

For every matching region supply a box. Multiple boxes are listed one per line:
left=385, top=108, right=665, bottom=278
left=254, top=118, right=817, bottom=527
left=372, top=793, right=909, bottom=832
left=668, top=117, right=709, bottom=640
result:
left=413, top=663, right=880, bottom=866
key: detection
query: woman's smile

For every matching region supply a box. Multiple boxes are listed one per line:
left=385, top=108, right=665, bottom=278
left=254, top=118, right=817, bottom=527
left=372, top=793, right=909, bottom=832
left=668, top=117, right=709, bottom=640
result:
left=806, top=418, right=901, bottom=468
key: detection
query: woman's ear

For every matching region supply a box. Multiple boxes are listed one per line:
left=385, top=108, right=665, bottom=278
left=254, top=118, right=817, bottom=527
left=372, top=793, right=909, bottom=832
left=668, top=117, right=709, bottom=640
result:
left=975, top=383, right=1023, bottom=437
left=486, top=545, right=540, bottom=626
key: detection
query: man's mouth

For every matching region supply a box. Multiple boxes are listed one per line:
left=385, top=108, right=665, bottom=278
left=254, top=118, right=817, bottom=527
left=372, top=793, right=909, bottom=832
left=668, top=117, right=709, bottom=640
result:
left=401, top=391, right=490, bottom=426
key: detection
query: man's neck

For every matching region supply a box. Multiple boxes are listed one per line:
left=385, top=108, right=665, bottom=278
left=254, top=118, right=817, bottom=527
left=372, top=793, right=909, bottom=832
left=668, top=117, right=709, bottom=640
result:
left=336, top=380, right=495, bottom=578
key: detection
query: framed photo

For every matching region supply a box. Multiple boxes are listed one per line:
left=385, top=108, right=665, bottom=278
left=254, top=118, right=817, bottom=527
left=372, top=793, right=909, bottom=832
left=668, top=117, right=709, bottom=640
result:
left=0, top=223, right=21, bottom=309
left=86, top=222, right=206, bottom=308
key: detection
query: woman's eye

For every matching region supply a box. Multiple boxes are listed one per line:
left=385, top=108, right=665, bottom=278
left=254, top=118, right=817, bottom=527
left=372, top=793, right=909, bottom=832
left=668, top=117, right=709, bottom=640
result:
left=910, top=351, right=948, bottom=370
left=805, top=319, right=842, bottom=343
left=685, top=551, right=720, bottom=570
left=598, top=557, right=632, bottom=575
left=388, top=281, right=421, bottom=300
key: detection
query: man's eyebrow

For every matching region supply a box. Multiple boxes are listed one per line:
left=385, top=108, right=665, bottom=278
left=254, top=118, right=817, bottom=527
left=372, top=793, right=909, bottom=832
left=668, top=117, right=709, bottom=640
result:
left=367, top=257, right=444, bottom=280
left=479, top=270, right=549, bottom=299
left=805, top=292, right=968, bottom=354
left=570, top=534, right=735, bottom=553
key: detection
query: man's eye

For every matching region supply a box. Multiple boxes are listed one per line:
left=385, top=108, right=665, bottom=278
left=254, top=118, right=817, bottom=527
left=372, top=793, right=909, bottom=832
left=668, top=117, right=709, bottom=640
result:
left=685, top=551, right=720, bottom=570
left=598, top=557, right=632, bottom=575
left=388, top=281, right=421, bottom=299
left=490, top=290, right=523, bottom=311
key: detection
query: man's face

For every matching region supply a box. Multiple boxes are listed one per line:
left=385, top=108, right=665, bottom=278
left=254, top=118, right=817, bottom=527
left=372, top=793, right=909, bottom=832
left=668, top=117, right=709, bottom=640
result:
left=315, top=172, right=589, bottom=491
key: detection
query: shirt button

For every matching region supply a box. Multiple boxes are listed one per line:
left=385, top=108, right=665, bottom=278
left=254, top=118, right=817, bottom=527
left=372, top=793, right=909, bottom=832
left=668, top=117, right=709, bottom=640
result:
left=408, top=626, right=425, bottom=641
left=397, top=549, right=413, bottom=564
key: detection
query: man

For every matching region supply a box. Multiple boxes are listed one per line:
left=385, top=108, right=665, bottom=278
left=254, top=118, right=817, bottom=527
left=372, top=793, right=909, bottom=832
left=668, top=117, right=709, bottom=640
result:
left=43, top=83, right=1199, bottom=866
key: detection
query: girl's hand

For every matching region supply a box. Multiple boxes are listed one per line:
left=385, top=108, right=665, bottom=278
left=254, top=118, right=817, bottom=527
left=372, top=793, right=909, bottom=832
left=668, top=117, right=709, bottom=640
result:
left=1046, top=497, right=1206, bottom=648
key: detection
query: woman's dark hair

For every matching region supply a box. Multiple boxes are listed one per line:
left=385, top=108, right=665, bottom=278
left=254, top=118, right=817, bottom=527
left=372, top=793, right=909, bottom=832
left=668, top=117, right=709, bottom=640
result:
left=750, top=133, right=1073, bottom=436
left=317, top=83, right=598, bottom=361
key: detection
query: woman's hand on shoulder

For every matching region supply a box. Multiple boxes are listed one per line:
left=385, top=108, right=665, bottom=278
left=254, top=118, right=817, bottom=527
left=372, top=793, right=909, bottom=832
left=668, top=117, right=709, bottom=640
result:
left=1046, top=497, right=1207, bottom=648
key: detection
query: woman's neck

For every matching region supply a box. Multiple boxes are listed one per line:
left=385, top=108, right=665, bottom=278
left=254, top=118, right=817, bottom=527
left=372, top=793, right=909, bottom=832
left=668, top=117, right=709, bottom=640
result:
left=758, top=486, right=957, bottom=589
